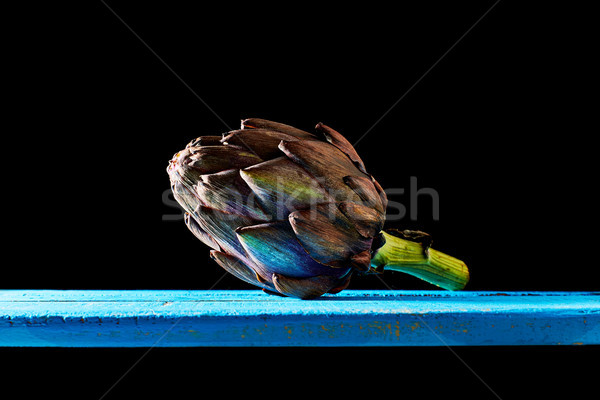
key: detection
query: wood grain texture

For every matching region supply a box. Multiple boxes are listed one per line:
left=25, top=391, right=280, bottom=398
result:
left=1, top=290, right=598, bottom=347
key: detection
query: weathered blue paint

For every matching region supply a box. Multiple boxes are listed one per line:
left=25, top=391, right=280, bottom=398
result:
left=0, top=290, right=598, bottom=347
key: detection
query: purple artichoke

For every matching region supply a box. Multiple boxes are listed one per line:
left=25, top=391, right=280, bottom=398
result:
left=167, top=118, right=469, bottom=298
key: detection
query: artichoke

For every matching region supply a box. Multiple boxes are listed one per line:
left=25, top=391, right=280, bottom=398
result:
left=167, top=118, right=469, bottom=299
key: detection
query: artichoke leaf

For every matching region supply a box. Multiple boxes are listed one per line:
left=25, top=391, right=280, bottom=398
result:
left=315, top=122, right=367, bottom=174
left=190, top=204, right=258, bottom=264
left=288, top=203, right=373, bottom=266
left=210, top=250, right=274, bottom=291
left=184, top=212, right=220, bottom=251
left=240, top=157, right=333, bottom=218
left=196, top=169, right=270, bottom=221
left=171, top=180, right=202, bottom=214
left=235, top=221, right=342, bottom=279
left=183, top=146, right=263, bottom=175
left=343, top=175, right=385, bottom=213
left=241, top=118, right=316, bottom=139
left=338, top=201, right=385, bottom=239
left=221, top=129, right=300, bottom=160
left=278, top=140, right=368, bottom=203
left=272, top=273, right=337, bottom=299
left=186, top=135, right=223, bottom=148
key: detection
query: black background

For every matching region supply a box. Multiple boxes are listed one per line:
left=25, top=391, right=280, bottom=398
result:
left=4, top=1, right=598, bottom=398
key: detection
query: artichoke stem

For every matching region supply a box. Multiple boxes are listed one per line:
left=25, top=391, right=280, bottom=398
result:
left=371, top=231, right=470, bottom=291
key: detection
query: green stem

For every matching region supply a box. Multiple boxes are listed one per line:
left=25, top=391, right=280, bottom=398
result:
left=371, top=231, right=470, bottom=291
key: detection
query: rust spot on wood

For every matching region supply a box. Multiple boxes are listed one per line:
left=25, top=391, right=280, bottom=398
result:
left=409, top=322, right=421, bottom=331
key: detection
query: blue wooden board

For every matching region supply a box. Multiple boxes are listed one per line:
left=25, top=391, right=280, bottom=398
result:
left=1, top=290, right=598, bottom=347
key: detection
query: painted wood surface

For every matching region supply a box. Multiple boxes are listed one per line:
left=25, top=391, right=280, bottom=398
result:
left=1, top=290, right=598, bottom=347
